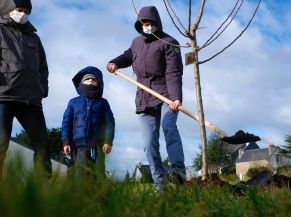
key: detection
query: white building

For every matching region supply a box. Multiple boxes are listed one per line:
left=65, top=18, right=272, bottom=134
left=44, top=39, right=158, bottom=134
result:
left=5, top=140, right=67, bottom=175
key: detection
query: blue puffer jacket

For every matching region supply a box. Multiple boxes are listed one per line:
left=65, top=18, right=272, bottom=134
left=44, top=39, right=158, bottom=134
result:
left=61, top=66, right=115, bottom=148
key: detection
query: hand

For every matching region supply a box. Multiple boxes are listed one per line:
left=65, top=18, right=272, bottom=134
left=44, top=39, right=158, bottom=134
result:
left=63, top=145, right=71, bottom=154
left=106, top=63, right=118, bottom=73
left=102, top=144, right=112, bottom=154
left=169, top=100, right=181, bottom=111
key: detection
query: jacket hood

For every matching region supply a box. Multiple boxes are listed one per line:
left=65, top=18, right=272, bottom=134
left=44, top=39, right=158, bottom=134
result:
left=134, top=6, right=163, bottom=34
left=0, top=0, right=15, bottom=16
left=0, top=15, right=36, bottom=32
left=72, top=66, right=104, bottom=97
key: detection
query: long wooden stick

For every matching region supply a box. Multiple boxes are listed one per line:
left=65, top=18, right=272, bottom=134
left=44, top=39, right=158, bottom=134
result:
left=114, top=70, right=227, bottom=137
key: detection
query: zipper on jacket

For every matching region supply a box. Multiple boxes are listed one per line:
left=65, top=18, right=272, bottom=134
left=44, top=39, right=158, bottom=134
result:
left=85, top=99, right=91, bottom=143
left=18, top=28, right=30, bottom=103
left=143, top=42, right=149, bottom=106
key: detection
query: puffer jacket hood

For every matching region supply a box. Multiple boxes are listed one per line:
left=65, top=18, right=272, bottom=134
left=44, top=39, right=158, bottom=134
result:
left=134, top=6, right=163, bottom=34
left=0, top=0, right=15, bottom=16
left=0, top=15, right=36, bottom=32
left=72, top=66, right=104, bottom=98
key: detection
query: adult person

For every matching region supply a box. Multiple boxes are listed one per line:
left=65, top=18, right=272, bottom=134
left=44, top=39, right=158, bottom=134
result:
left=107, top=6, right=185, bottom=190
left=0, top=0, right=15, bottom=16
left=0, top=0, right=52, bottom=178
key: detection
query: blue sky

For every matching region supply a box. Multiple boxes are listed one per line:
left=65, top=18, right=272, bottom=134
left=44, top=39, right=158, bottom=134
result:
left=10, top=0, right=291, bottom=178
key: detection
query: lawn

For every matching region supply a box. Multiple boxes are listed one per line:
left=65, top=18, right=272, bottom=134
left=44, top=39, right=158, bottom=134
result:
left=0, top=160, right=290, bottom=217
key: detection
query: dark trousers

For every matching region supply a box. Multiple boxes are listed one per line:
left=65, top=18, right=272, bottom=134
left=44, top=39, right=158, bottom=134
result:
left=74, top=146, right=105, bottom=177
left=0, top=102, right=52, bottom=178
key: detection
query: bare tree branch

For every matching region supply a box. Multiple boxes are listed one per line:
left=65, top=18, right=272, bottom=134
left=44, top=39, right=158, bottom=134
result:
left=188, top=0, right=192, bottom=33
left=163, top=0, right=189, bottom=38
left=199, top=0, right=243, bottom=51
left=150, top=30, right=191, bottom=48
left=131, top=0, right=139, bottom=15
left=165, top=0, right=188, bottom=32
left=194, top=0, right=206, bottom=29
left=199, top=0, right=261, bottom=64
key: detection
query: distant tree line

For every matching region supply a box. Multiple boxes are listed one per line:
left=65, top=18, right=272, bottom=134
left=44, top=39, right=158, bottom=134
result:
left=279, top=135, right=291, bottom=159
left=13, top=127, right=72, bottom=165
left=14, top=127, right=290, bottom=172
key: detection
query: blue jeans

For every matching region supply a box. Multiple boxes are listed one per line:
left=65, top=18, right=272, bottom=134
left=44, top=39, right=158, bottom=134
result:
left=0, top=102, right=52, bottom=178
left=139, top=103, right=185, bottom=185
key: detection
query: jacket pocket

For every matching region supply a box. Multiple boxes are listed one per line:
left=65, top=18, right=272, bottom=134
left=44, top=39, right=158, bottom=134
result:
left=73, top=115, right=86, bottom=141
left=146, top=50, right=165, bottom=76
left=0, top=43, right=25, bottom=72
left=151, top=78, right=166, bottom=85
left=0, top=69, right=22, bottom=94
left=0, top=73, right=9, bottom=92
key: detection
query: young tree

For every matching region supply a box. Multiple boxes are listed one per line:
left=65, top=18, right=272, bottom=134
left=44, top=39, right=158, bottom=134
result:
left=132, top=0, right=261, bottom=179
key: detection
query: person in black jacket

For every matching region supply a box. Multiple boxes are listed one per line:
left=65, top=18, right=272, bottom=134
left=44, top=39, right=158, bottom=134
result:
left=0, top=0, right=51, bottom=179
left=62, top=66, right=115, bottom=177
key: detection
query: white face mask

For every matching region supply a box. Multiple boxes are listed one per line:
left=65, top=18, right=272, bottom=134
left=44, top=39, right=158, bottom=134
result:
left=142, top=25, right=157, bottom=34
left=9, top=10, right=29, bottom=24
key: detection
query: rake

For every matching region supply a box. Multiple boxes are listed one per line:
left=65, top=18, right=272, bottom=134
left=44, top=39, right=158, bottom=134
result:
left=113, top=70, right=227, bottom=138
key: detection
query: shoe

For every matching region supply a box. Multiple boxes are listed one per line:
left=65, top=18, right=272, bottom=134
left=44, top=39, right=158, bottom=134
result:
left=154, top=184, right=163, bottom=193
left=167, top=170, right=186, bottom=185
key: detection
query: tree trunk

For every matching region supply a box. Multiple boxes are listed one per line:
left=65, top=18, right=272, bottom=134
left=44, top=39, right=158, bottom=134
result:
left=190, top=30, right=208, bottom=180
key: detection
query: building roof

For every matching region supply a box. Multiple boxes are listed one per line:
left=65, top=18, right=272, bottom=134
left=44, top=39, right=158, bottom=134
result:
left=231, top=143, right=246, bottom=153
left=245, top=142, right=260, bottom=151
left=230, top=142, right=260, bottom=155
left=236, top=148, right=270, bottom=163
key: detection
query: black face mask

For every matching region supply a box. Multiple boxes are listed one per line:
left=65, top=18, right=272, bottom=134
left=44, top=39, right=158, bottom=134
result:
left=77, top=84, right=100, bottom=99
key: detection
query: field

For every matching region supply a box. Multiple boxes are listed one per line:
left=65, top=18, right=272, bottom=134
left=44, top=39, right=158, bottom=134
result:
left=0, top=160, right=290, bottom=217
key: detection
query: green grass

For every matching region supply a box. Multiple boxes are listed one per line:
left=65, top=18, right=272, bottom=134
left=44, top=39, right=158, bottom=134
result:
left=1, top=158, right=290, bottom=217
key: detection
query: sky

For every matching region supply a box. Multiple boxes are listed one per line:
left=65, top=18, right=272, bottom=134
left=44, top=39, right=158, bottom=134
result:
left=10, top=0, right=291, bottom=178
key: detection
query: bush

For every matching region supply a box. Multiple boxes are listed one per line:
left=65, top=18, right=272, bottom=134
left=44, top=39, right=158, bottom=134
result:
left=276, top=164, right=291, bottom=177
left=220, top=173, right=240, bottom=185
left=246, top=166, right=273, bottom=179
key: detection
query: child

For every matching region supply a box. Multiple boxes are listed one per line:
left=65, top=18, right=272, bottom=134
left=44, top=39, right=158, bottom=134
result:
left=61, top=66, right=115, bottom=176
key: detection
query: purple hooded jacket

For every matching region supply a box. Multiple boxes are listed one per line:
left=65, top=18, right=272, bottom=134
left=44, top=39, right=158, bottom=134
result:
left=109, top=6, right=183, bottom=113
